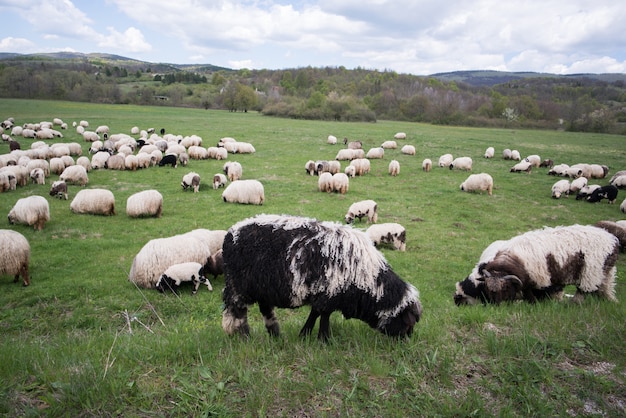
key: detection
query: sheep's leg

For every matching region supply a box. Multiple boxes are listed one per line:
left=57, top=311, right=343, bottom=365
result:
left=259, top=304, right=280, bottom=337
left=299, top=309, right=320, bottom=338
left=317, top=312, right=332, bottom=342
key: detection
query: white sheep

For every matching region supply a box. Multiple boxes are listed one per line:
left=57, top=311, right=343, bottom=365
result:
left=438, top=154, right=453, bottom=167
left=510, top=150, right=521, bottom=161
left=366, top=223, right=406, bottom=251
left=223, top=161, right=242, bottom=181
left=0, top=229, right=30, bottom=286
left=318, top=172, right=334, bottom=193
left=621, top=198, right=626, bottom=213
left=332, top=172, right=349, bottom=194
left=181, top=172, right=201, bottom=193
left=484, top=147, right=495, bottom=158
left=126, top=190, right=163, bottom=218
left=401, top=145, right=416, bottom=155
left=60, top=165, right=89, bottom=186
left=344, top=165, right=356, bottom=177
left=8, top=195, right=50, bottom=231
left=422, top=158, right=432, bottom=172
left=49, top=180, right=68, bottom=200
left=366, top=147, right=385, bottom=159
left=90, top=151, right=110, bottom=169
left=349, top=158, right=371, bottom=176
left=327, top=135, right=337, bottom=145
left=524, top=155, right=541, bottom=167
left=551, top=179, right=571, bottom=199
left=222, top=180, right=264, bottom=205
left=155, top=262, right=213, bottom=294
left=460, top=173, right=493, bottom=195
left=388, top=160, right=400, bottom=176
left=70, top=189, right=115, bottom=216
left=29, top=168, right=45, bottom=185
left=345, top=199, right=378, bottom=224
left=381, top=140, right=397, bottom=149
left=213, top=173, right=228, bottom=190
left=335, top=148, right=363, bottom=161
left=510, top=161, right=532, bottom=173
left=569, top=177, right=588, bottom=193
left=394, top=132, right=407, bottom=139
left=76, top=156, right=92, bottom=172
left=548, top=164, right=569, bottom=176
left=450, top=157, right=473, bottom=171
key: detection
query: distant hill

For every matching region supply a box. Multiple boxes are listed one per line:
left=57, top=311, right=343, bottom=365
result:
left=430, top=70, right=626, bottom=87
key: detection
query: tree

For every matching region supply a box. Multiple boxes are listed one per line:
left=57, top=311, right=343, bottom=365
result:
left=235, top=83, right=258, bottom=112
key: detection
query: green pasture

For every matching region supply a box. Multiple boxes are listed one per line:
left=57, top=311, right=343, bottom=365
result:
left=0, top=99, right=624, bottom=416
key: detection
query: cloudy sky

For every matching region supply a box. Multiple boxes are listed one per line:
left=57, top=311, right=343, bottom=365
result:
left=0, top=0, right=624, bottom=75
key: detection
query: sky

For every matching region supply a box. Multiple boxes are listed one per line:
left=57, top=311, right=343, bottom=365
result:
left=0, top=0, right=625, bottom=75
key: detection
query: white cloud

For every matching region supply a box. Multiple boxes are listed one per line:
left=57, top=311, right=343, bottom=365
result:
left=98, top=27, right=152, bottom=53
left=0, top=37, right=35, bottom=52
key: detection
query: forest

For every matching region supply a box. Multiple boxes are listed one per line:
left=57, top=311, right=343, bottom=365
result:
left=0, top=52, right=625, bottom=134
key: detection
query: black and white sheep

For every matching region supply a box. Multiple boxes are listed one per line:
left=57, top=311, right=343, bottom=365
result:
left=181, top=172, right=201, bottom=193
left=551, top=179, right=570, bottom=199
left=223, top=161, right=242, bottom=181
left=460, top=173, right=493, bottom=195
left=49, top=180, right=68, bottom=200
left=205, top=249, right=223, bottom=279
left=388, top=160, right=400, bottom=176
left=8, top=195, right=50, bottom=231
left=438, top=154, right=453, bottom=167
left=332, top=173, right=349, bottom=194
left=484, top=147, right=495, bottom=158
left=366, top=223, right=406, bottom=251
left=453, top=224, right=620, bottom=305
left=585, top=185, right=618, bottom=204
left=158, top=154, right=177, bottom=168
left=221, top=214, right=422, bottom=340
left=345, top=199, right=378, bottom=224
left=59, top=165, right=89, bottom=186
left=126, top=190, right=163, bottom=218
left=0, top=229, right=30, bottom=286
left=155, top=262, right=212, bottom=295
left=213, top=173, right=227, bottom=190
left=422, top=158, right=432, bottom=172
left=221, top=180, right=264, bottom=205
left=70, top=189, right=116, bottom=216
left=510, top=161, right=532, bottom=173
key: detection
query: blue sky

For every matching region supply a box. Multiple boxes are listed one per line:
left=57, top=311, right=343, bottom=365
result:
left=0, top=0, right=624, bottom=75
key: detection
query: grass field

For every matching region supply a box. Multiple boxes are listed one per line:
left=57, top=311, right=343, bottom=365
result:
left=0, top=98, right=625, bottom=417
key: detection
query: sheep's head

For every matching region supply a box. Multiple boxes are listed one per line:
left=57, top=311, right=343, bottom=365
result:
left=454, top=272, right=523, bottom=306
left=379, top=301, right=422, bottom=338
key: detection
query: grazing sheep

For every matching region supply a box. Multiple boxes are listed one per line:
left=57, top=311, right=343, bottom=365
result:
left=548, top=163, right=570, bottom=176
left=347, top=140, right=363, bottom=149
left=576, top=184, right=601, bottom=200
left=76, top=156, right=92, bottom=172
left=126, top=190, right=163, bottom=218
left=158, top=154, right=177, bottom=168
left=222, top=180, right=264, bottom=205
left=569, top=176, right=588, bottom=193
left=315, top=160, right=330, bottom=175
left=401, top=145, right=416, bottom=155
left=609, top=170, right=626, bottom=186
left=90, top=151, right=110, bottom=170
left=510, top=161, right=532, bottom=173
left=327, top=135, right=337, bottom=145
left=60, top=165, right=89, bottom=186
left=422, top=158, right=432, bottom=172
left=335, top=148, right=364, bottom=161
left=594, top=221, right=626, bottom=252
left=394, top=132, right=407, bottom=139
left=49, top=157, right=65, bottom=176
left=155, top=262, right=212, bottom=295
left=49, top=180, right=68, bottom=200
left=585, top=185, right=618, bottom=204
left=0, top=229, right=30, bottom=286
left=332, top=172, right=349, bottom=194
left=610, top=174, right=626, bottom=188
left=29, top=168, right=45, bottom=185
left=366, top=223, right=406, bottom=251
left=366, top=147, right=385, bottom=159
left=223, top=161, right=242, bottom=181
left=524, top=155, right=541, bottom=168
left=349, top=158, right=371, bottom=176
left=305, top=160, right=316, bottom=176
left=124, top=154, right=139, bottom=171
left=449, top=157, right=473, bottom=171
left=128, top=229, right=215, bottom=288
left=453, top=224, right=620, bottom=305
left=381, top=140, right=397, bottom=149
left=221, top=214, right=422, bottom=340
left=484, top=147, right=495, bottom=158
left=318, top=172, right=334, bottom=193
left=213, top=173, right=228, bottom=190
left=388, top=159, right=400, bottom=176
left=539, top=159, right=554, bottom=168
left=70, top=189, right=116, bottom=216
left=105, top=154, right=125, bottom=171
left=460, top=173, right=493, bottom=195
left=344, top=165, right=356, bottom=177
left=8, top=196, right=50, bottom=231
left=345, top=199, right=378, bottom=224
left=510, top=150, right=521, bottom=161
left=26, top=159, right=49, bottom=177
left=551, top=179, right=571, bottom=199
left=502, top=149, right=512, bottom=160
left=181, top=172, right=201, bottom=193
left=438, top=154, right=453, bottom=167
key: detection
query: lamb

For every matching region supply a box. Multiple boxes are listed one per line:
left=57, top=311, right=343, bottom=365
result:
left=449, top=157, right=473, bottom=171
left=8, top=195, right=50, bottom=231
left=366, top=147, right=385, bottom=159
left=318, top=172, right=333, bottom=193
left=49, top=180, right=68, bottom=200
left=29, top=168, right=45, bottom=185
left=213, top=173, right=227, bottom=190
left=60, top=165, right=89, bottom=186
left=484, top=147, right=495, bottom=158
left=222, top=180, right=264, bottom=205
left=388, top=160, right=400, bottom=176
left=221, top=214, right=422, bottom=340
left=510, top=161, right=532, bottom=173
left=155, top=262, right=212, bottom=295
left=223, top=161, right=242, bottom=181
left=438, top=154, right=453, bottom=167
left=460, top=173, right=493, bottom=195
left=327, top=135, right=338, bottom=145
left=401, top=145, right=416, bottom=155
left=345, top=199, right=378, bottom=224
left=453, top=224, right=620, bottom=305
left=344, top=165, right=356, bottom=177
left=70, top=189, right=116, bottom=216
left=585, top=185, right=618, bottom=203
left=305, top=160, right=316, bottom=176
left=551, top=179, right=571, bottom=199
left=366, top=223, right=406, bottom=251
left=332, top=172, right=349, bottom=194
left=181, top=172, right=201, bottom=193
left=128, top=229, right=215, bottom=288
left=126, top=190, right=163, bottom=218
left=0, top=229, right=30, bottom=286
left=422, top=158, right=432, bottom=172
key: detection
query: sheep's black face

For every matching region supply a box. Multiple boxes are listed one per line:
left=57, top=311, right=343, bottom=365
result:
left=453, top=278, right=485, bottom=306
left=380, top=303, right=421, bottom=337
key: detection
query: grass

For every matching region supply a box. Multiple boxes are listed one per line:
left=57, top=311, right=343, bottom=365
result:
left=0, top=98, right=625, bottom=417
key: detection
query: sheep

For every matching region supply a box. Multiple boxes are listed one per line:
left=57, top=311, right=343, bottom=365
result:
left=388, top=160, right=400, bottom=176
left=126, top=190, right=163, bottom=218
left=213, top=173, right=227, bottom=190
left=29, top=168, right=45, bottom=185
left=60, top=165, right=89, bottom=186
left=76, top=156, right=92, bottom=172
left=8, top=195, right=50, bottom=231
left=609, top=170, right=626, bottom=185
left=205, top=249, right=223, bottom=279
left=366, top=223, right=406, bottom=251
left=158, top=154, right=177, bottom=168
left=128, top=229, right=217, bottom=288
left=82, top=131, right=99, bottom=142
left=327, top=135, right=337, bottom=145
left=222, top=180, right=264, bottom=205
left=347, top=140, right=363, bottom=149
left=344, top=165, right=356, bottom=177
left=576, top=184, right=601, bottom=200
left=569, top=176, right=588, bottom=193
left=221, top=214, right=422, bottom=340
left=155, top=262, right=212, bottom=295
left=460, top=173, right=493, bottom=195
left=524, top=155, right=541, bottom=167
left=188, top=146, right=208, bottom=160
left=345, top=199, right=378, bottom=224
left=181, top=172, right=201, bottom=193
left=178, top=153, right=189, bottom=167
left=401, top=145, right=416, bottom=155
left=551, top=179, right=571, bottom=199
left=335, top=148, right=364, bottom=161
left=381, top=140, right=397, bottom=149
left=70, top=189, right=116, bottom=216
left=26, top=159, right=49, bottom=177
left=510, top=161, right=532, bottom=173
left=548, top=163, right=570, bottom=176
left=223, top=161, right=242, bottom=182
left=594, top=221, right=626, bottom=252
left=366, top=147, right=384, bottom=159
left=610, top=173, right=626, bottom=188
left=449, top=157, right=473, bottom=171
left=422, top=158, right=432, bottom=172
left=0, top=229, right=30, bottom=286
left=394, top=132, right=407, bottom=139
left=90, top=151, right=110, bottom=170
left=453, top=224, right=620, bottom=305
left=49, top=180, right=68, bottom=200
left=539, top=159, right=554, bottom=168
left=318, top=172, right=334, bottom=193
left=315, top=160, right=330, bottom=175
left=510, top=150, right=521, bottom=161
left=332, top=172, right=349, bottom=194
left=349, top=158, right=371, bottom=176
left=585, top=185, right=618, bottom=204
left=438, top=154, right=453, bottom=167
left=105, top=154, right=125, bottom=171
left=484, top=147, right=495, bottom=158
left=305, top=160, right=316, bottom=176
